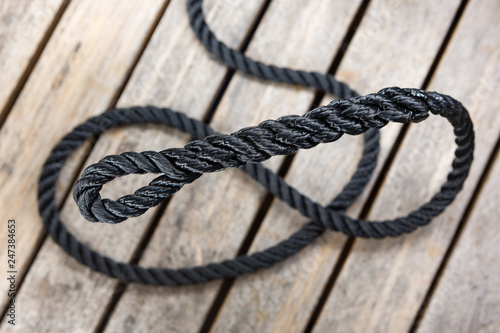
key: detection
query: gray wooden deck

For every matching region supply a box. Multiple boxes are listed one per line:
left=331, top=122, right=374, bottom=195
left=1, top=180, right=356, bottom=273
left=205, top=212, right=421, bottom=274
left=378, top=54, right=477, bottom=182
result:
left=0, top=0, right=499, bottom=332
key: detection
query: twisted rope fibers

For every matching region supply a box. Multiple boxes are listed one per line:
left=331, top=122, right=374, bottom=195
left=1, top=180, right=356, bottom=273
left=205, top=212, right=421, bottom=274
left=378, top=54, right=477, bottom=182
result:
left=37, top=0, right=474, bottom=285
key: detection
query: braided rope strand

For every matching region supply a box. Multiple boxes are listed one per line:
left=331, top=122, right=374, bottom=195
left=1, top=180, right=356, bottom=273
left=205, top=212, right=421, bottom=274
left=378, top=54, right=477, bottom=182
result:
left=74, top=87, right=430, bottom=223
left=36, top=0, right=474, bottom=286
left=187, top=0, right=358, bottom=99
left=73, top=87, right=473, bottom=239
left=39, top=105, right=376, bottom=285
left=38, top=0, right=381, bottom=282
left=40, top=87, right=473, bottom=285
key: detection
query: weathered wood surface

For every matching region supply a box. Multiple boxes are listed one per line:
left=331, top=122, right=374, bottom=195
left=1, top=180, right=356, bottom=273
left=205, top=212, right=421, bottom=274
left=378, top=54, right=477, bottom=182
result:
left=0, top=0, right=266, bottom=332
left=418, top=152, right=500, bottom=333
left=0, top=0, right=66, bottom=121
left=0, top=0, right=499, bottom=332
left=210, top=0, right=462, bottom=332
left=104, top=0, right=364, bottom=331
left=313, top=0, right=500, bottom=332
left=0, top=0, right=166, bottom=327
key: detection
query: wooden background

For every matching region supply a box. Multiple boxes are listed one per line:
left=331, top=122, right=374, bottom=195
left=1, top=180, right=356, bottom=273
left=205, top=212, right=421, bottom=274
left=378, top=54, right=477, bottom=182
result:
left=0, top=0, right=499, bottom=332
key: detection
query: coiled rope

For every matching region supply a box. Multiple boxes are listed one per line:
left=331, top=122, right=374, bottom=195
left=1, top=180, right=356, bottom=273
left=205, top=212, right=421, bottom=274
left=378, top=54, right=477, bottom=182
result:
left=38, top=0, right=474, bottom=285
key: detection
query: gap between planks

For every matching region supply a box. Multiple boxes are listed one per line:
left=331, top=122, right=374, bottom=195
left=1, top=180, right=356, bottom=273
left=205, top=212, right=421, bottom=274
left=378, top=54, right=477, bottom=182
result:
left=202, top=0, right=273, bottom=125
left=99, top=0, right=367, bottom=331
left=2, top=0, right=480, bottom=330
left=3, top=0, right=274, bottom=331
left=409, top=133, right=500, bottom=332
left=0, top=0, right=172, bottom=324
left=206, top=0, right=470, bottom=331
left=0, top=0, right=71, bottom=131
left=94, top=1, right=274, bottom=331
left=303, top=1, right=471, bottom=330
left=309, top=0, right=500, bottom=330
left=199, top=0, right=372, bottom=331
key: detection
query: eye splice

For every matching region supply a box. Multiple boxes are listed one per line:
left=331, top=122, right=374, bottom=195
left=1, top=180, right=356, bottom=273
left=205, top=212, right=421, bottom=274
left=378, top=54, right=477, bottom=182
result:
left=37, top=0, right=474, bottom=285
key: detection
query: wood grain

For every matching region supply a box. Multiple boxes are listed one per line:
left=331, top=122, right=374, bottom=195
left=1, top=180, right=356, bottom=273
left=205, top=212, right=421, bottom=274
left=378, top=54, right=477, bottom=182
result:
left=313, top=0, right=500, bottom=332
left=0, top=0, right=266, bottom=332
left=418, top=152, right=500, bottom=333
left=0, top=0, right=65, bottom=121
left=0, top=0, right=166, bottom=327
left=210, top=0, right=462, bottom=332
left=1, top=0, right=498, bottom=332
left=103, top=0, right=364, bottom=332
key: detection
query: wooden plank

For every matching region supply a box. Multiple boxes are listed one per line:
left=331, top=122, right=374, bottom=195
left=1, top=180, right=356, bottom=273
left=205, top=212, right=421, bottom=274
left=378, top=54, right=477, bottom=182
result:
left=418, top=152, right=500, bottom=333
left=0, top=0, right=66, bottom=121
left=0, top=0, right=266, bottom=332
left=0, top=0, right=166, bottom=325
left=313, top=0, right=500, bottom=332
left=103, top=0, right=365, bottom=332
left=210, top=0, right=462, bottom=332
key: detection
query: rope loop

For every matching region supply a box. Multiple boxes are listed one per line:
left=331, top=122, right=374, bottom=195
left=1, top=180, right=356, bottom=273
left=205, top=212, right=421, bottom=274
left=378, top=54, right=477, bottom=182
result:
left=37, top=0, right=474, bottom=285
left=72, top=87, right=473, bottom=238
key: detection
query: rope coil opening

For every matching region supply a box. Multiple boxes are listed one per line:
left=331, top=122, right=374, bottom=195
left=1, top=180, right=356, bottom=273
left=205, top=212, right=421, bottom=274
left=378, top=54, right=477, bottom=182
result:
left=37, top=0, right=474, bottom=285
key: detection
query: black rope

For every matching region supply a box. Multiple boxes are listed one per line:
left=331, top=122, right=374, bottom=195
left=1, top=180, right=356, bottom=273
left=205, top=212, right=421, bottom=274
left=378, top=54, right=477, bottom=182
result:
left=37, top=0, right=474, bottom=285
